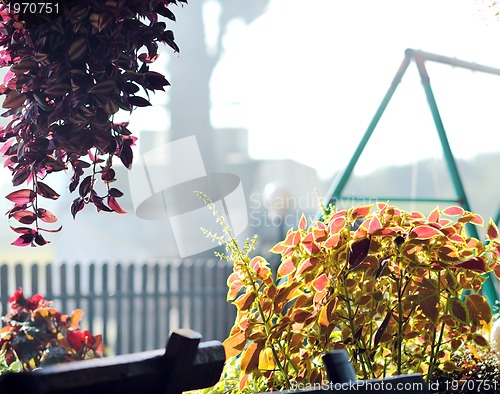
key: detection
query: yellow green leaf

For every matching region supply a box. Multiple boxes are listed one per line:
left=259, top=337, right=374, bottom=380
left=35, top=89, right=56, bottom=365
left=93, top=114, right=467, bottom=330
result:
left=324, top=234, right=340, bottom=248
left=223, top=329, right=246, bottom=359
left=428, top=207, right=440, bottom=223
left=418, top=291, right=439, bottom=324
left=227, top=272, right=243, bottom=300
left=350, top=205, right=372, bottom=220
left=69, top=309, right=83, bottom=328
left=240, top=341, right=263, bottom=373
left=410, top=225, right=442, bottom=240
left=328, top=216, right=345, bottom=234
left=466, top=294, right=492, bottom=328
left=258, top=347, right=276, bottom=370
left=312, top=273, right=328, bottom=292
left=368, top=215, right=382, bottom=233
left=298, top=214, right=307, bottom=230
left=275, top=282, right=301, bottom=309
left=296, top=257, right=315, bottom=276
left=442, top=206, right=465, bottom=216
left=449, top=298, right=469, bottom=325
left=487, top=219, right=499, bottom=241
left=277, top=259, right=295, bottom=278
left=494, top=264, right=500, bottom=280
left=233, top=292, right=255, bottom=310
left=318, top=298, right=337, bottom=327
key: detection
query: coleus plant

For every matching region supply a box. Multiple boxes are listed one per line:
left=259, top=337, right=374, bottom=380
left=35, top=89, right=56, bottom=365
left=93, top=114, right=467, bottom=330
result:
left=0, top=288, right=103, bottom=372
left=202, top=199, right=500, bottom=393
left=0, top=0, right=186, bottom=246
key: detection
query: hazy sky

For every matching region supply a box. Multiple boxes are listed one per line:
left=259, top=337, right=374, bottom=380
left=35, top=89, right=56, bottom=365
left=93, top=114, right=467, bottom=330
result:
left=210, top=0, right=500, bottom=178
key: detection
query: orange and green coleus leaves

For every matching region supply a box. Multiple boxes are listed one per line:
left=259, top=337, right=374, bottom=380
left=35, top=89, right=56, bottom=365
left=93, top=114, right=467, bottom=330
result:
left=221, top=204, right=500, bottom=391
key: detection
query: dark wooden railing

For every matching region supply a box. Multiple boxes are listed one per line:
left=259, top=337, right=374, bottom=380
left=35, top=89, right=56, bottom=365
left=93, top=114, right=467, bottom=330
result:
left=0, top=260, right=235, bottom=355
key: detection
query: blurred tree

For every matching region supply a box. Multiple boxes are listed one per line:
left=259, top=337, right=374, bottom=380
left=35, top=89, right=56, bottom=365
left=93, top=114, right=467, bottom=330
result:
left=168, top=0, right=270, bottom=169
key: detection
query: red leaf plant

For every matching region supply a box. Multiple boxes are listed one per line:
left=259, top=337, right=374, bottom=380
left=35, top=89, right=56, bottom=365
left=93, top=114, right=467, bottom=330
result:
left=0, top=0, right=186, bottom=245
left=0, top=288, right=103, bottom=371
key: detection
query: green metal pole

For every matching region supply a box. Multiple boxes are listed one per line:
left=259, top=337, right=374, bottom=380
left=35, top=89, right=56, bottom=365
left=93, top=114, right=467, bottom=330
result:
left=414, top=55, right=499, bottom=305
left=324, top=54, right=412, bottom=209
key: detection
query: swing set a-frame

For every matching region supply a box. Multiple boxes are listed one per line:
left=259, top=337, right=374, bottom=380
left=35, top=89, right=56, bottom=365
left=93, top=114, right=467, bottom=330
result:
left=324, top=48, right=500, bottom=305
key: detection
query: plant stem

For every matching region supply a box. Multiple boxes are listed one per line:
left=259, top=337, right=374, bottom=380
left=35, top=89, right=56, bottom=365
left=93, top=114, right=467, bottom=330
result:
left=396, top=276, right=404, bottom=375
left=427, top=271, right=445, bottom=384
left=343, top=222, right=375, bottom=379
left=342, top=279, right=368, bottom=379
left=240, top=262, right=292, bottom=388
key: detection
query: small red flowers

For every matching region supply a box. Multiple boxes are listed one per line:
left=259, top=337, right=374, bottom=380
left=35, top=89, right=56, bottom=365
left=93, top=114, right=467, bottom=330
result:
left=1, top=288, right=103, bottom=371
left=66, top=329, right=101, bottom=353
left=8, top=288, right=46, bottom=310
left=7, top=288, right=22, bottom=304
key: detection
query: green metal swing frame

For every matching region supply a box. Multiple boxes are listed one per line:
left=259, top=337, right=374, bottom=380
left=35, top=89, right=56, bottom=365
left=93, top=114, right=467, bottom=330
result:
left=325, top=48, right=500, bottom=306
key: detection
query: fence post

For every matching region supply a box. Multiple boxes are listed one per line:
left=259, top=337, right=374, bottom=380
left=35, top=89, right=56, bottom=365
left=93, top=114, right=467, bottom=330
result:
left=116, top=263, right=123, bottom=355
left=88, top=264, right=95, bottom=334
left=1, top=265, right=9, bottom=317
left=31, top=264, right=39, bottom=295
left=127, top=264, right=135, bottom=354
left=141, top=264, right=148, bottom=351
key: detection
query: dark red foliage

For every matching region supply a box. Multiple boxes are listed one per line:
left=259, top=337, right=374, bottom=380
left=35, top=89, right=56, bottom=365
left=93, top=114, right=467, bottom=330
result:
left=349, top=237, right=371, bottom=269
left=0, top=0, right=186, bottom=245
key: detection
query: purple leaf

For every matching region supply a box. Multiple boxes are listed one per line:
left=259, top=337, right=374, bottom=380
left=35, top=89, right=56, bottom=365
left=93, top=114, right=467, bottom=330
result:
left=37, top=208, right=58, bottom=223
left=374, top=310, right=392, bottom=348
left=34, top=233, right=49, bottom=246
left=6, top=189, right=36, bottom=204
left=108, top=195, right=127, bottom=214
left=349, top=237, right=371, bottom=269
left=101, top=168, right=115, bottom=182
left=36, top=182, right=60, bottom=200
left=71, top=197, right=85, bottom=219
left=108, top=188, right=124, bottom=198
left=11, top=233, right=34, bottom=247
left=119, top=143, right=133, bottom=169
left=79, top=176, right=92, bottom=197
left=12, top=210, right=37, bottom=225
left=92, top=195, right=113, bottom=212
left=454, top=257, right=487, bottom=273
left=128, top=96, right=151, bottom=107
left=12, top=167, right=31, bottom=186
